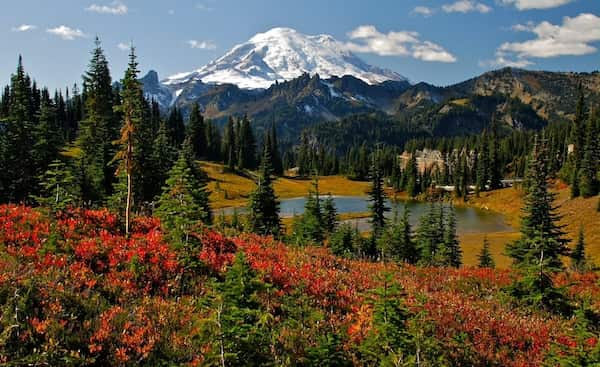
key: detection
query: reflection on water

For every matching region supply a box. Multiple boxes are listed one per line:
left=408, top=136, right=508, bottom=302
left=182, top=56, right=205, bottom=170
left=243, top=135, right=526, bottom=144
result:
left=217, top=196, right=512, bottom=234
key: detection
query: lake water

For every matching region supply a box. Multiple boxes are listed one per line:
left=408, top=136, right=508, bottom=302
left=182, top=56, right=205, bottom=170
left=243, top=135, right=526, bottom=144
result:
left=218, top=196, right=513, bottom=234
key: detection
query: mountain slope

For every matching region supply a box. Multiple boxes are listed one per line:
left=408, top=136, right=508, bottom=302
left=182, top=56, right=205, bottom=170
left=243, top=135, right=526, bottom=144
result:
left=163, top=27, right=407, bottom=90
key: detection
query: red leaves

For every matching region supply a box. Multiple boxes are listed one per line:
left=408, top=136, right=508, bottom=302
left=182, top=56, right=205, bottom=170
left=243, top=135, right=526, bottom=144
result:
left=198, top=231, right=237, bottom=272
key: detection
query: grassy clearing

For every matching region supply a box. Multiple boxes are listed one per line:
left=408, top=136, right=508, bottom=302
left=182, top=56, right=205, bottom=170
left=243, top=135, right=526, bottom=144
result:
left=201, top=161, right=370, bottom=209
left=467, top=184, right=600, bottom=267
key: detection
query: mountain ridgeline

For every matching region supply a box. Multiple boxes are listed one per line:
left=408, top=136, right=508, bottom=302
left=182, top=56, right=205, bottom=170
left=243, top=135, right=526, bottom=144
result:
left=142, top=67, right=600, bottom=149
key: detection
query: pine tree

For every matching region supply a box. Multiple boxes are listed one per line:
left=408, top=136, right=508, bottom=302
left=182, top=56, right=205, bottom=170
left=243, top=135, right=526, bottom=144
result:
left=33, top=89, right=62, bottom=179
left=3, top=56, right=36, bottom=202
left=205, top=119, right=222, bottom=161
left=329, top=223, right=358, bottom=258
left=292, top=175, right=324, bottom=245
left=268, top=121, right=283, bottom=175
left=322, top=195, right=338, bottom=235
left=489, top=116, right=502, bottom=190
left=33, top=159, right=81, bottom=212
left=369, top=152, right=389, bottom=241
left=166, top=107, right=185, bottom=147
left=359, top=274, right=415, bottom=366
left=405, top=153, right=419, bottom=197
left=155, top=149, right=211, bottom=244
left=570, top=226, right=587, bottom=272
left=416, top=203, right=444, bottom=266
left=214, top=252, right=273, bottom=366
left=186, top=103, right=207, bottom=159
left=478, top=237, right=495, bottom=268
left=297, top=133, right=310, bottom=177
left=113, top=46, right=144, bottom=235
left=247, top=148, right=281, bottom=237
left=149, top=121, right=177, bottom=200
left=77, top=38, right=117, bottom=203
left=442, top=205, right=462, bottom=267
left=578, top=108, right=599, bottom=198
left=236, top=115, right=257, bottom=170
left=506, top=136, right=571, bottom=314
left=222, top=117, right=237, bottom=170
left=506, top=136, right=570, bottom=270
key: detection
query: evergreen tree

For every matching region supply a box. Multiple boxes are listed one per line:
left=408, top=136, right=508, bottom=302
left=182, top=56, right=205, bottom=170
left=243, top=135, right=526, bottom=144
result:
left=416, top=203, right=444, bottom=266
left=214, top=252, right=273, bottom=366
left=3, top=56, right=36, bottom=202
left=570, top=226, right=587, bottom=272
left=33, top=89, right=62, bottom=179
left=205, top=119, right=222, bottom=161
left=322, top=194, right=338, bottom=235
left=247, top=148, right=281, bottom=237
left=113, top=46, right=144, bottom=235
left=149, top=121, right=177, bottom=200
left=442, top=206, right=462, bottom=267
left=329, top=223, right=359, bottom=258
left=155, top=149, right=211, bottom=244
left=358, top=274, right=415, bottom=366
left=405, top=153, right=419, bottom=197
left=268, top=121, right=283, bottom=175
left=506, top=136, right=571, bottom=314
left=186, top=103, right=206, bottom=159
left=33, top=159, right=81, bottom=212
left=489, top=116, right=502, bottom=189
left=292, top=175, right=324, bottom=245
left=578, top=108, right=599, bottom=197
left=297, top=133, right=311, bottom=177
left=166, top=107, right=185, bottom=147
left=222, top=116, right=237, bottom=170
left=369, top=153, right=389, bottom=242
left=236, top=115, right=257, bottom=170
left=77, top=38, right=117, bottom=203
left=506, top=136, right=570, bottom=270
left=478, top=237, right=495, bottom=268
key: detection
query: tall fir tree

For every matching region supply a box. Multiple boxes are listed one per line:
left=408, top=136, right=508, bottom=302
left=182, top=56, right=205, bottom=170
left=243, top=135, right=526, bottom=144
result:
left=149, top=121, right=177, bottom=200
left=155, top=149, right=211, bottom=244
left=222, top=116, right=237, bottom=170
left=113, top=46, right=144, bottom=235
left=578, top=108, right=599, bottom=198
left=2, top=56, right=36, bottom=202
left=506, top=136, right=570, bottom=270
left=248, top=148, right=281, bottom=237
left=478, top=237, right=495, bottom=268
left=166, top=107, right=185, bottom=148
left=322, top=194, right=338, bottom=235
left=369, top=152, right=389, bottom=242
left=442, top=206, right=462, bottom=267
left=186, top=103, right=207, bottom=159
left=77, top=38, right=117, bottom=203
left=570, top=226, right=587, bottom=272
left=488, top=116, right=502, bottom=190
left=236, top=115, right=257, bottom=170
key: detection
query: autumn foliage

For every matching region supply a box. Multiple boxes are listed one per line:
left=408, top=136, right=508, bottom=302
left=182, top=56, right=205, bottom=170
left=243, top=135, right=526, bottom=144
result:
left=0, top=204, right=598, bottom=366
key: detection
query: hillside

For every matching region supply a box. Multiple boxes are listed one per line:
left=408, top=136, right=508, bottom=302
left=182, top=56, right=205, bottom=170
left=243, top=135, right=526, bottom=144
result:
left=1, top=204, right=599, bottom=366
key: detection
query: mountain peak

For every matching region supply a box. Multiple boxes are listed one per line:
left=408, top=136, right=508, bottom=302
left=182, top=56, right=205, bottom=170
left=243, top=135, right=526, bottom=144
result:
left=163, top=27, right=407, bottom=89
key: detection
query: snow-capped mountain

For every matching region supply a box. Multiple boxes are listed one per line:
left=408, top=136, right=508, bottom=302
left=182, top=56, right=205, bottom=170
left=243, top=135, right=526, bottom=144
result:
left=163, top=27, right=407, bottom=90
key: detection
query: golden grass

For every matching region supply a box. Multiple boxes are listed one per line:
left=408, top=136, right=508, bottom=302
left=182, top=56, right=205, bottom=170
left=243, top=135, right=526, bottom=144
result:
left=201, top=161, right=370, bottom=209
left=450, top=98, right=470, bottom=106
left=459, top=231, right=520, bottom=268
left=466, top=185, right=600, bottom=267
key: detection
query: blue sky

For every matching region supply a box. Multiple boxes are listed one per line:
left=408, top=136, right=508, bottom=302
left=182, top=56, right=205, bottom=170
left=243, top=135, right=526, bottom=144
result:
left=1, top=0, right=598, bottom=90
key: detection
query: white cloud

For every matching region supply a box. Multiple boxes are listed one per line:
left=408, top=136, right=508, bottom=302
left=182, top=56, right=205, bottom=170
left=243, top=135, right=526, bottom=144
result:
left=188, top=39, right=216, bottom=50
left=117, top=42, right=130, bottom=51
left=46, top=25, right=87, bottom=40
left=412, top=6, right=434, bottom=17
left=442, top=0, right=492, bottom=13
left=480, top=52, right=534, bottom=68
left=11, top=24, right=37, bottom=32
left=86, top=1, right=128, bottom=15
left=484, top=13, right=600, bottom=68
left=499, top=0, right=572, bottom=10
left=500, top=13, right=600, bottom=58
left=346, top=25, right=457, bottom=62
left=196, top=3, right=214, bottom=11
